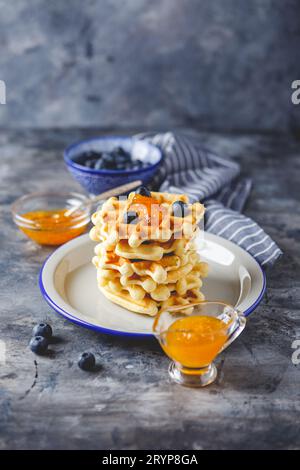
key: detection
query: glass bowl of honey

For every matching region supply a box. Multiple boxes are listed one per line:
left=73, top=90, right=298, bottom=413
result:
left=12, top=191, right=91, bottom=246
left=153, top=301, right=246, bottom=388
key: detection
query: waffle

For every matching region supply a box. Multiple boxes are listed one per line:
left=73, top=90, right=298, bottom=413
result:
left=115, top=238, right=190, bottom=261
left=99, top=285, right=205, bottom=317
left=160, top=289, right=205, bottom=315
left=99, top=285, right=159, bottom=316
left=97, top=265, right=204, bottom=301
left=95, top=252, right=207, bottom=287
left=90, top=188, right=208, bottom=316
left=90, top=191, right=205, bottom=247
left=93, top=250, right=208, bottom=283
left=93, top=235, right=195, bottom=262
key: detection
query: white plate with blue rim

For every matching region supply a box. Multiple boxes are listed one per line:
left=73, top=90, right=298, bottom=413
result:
left=39, top=232, right=266, bottom=337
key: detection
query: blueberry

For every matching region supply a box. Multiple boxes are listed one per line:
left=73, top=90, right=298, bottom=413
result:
left=29, top=336, right=48, bottom=355
left=123, top=211, right=139, bottom=224
left=172, top=200, right=189, bottom=217
left=78, top=352, right=96, bottom=371
left=131, top=160, right=143, bottom=170
left=114, top=146, right=130, bottom=158
left=94, top=158, right=106, bottom=170
left=101, top=151, right=114, bottom=162
left=85, top=159, right=97, bottom=168
left=33, top=322, right=53, bottom=339
left=135, top=186, right=151, bottom=197
left=116, top=164, right=126, bottom=171
left=102, top=152, right=118, bottom=169
left=122, top=151, right=131, bottom=160
left=114, top=152, right=131, bottom=166
left=122, top=154, right=132, bottom=164
left=77, top=151, right=101, bottom=166
left=116, top=156, right=130, bottom=166
left=125, top=163, right=134, bottom=170
left=86, top=151, right=102, bottom=159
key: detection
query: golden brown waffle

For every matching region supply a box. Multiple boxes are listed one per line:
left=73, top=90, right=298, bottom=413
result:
left=93, top=236, right=194, bottom=262
left=97, top=264, right=205, bottom=302
left=99, top=285, right=159, bottom=316
left=114, top=238, right=189, bottom=261
left=93, top=250, right=208, bottom=283
left=99, top=284, right=205, bottom=317
left=160, top=289, right=205, bottom=315
left=90, top=189, right=208, bottom=316
left=90, top=191, right=205, bottom=248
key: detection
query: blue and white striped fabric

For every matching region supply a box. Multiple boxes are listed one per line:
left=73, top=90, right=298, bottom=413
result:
left=137, top=131, right=282, bottom=268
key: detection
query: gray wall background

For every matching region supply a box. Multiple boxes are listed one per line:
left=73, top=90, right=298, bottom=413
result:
left=0, top=0, right=299, bottom=132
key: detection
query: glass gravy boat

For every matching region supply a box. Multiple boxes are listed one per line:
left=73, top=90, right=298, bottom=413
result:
left=153, top=301, right=246, bottom=387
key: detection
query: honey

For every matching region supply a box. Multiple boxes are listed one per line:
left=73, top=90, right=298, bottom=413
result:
left=19, top=209, right=88, bottom=246
left=161, top=315, right=228, bottom=368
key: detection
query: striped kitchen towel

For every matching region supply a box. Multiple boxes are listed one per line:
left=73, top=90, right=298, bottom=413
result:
left=136, top=131, right=282, bottom=268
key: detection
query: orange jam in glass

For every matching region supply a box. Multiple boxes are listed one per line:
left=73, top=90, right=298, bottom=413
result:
left=19, top=209, right=88, bottom=246
left=162, top=316, right=228, bottom=368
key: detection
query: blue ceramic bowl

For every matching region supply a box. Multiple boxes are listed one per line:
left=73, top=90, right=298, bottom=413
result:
left=64, top=136, right=163, bottom=195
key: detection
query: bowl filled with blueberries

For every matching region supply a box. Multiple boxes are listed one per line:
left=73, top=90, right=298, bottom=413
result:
left=64, top=136, right=163, bottom=195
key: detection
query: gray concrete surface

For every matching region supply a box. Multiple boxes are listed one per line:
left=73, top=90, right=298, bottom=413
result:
left=0, top=128, right=299, bottom=449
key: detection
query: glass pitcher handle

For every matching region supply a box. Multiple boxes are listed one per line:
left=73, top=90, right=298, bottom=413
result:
left=221, top=313, right=246, bottom=352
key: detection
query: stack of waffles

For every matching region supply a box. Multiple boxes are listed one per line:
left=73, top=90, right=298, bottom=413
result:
left=90, top=190, right=209, bottom=316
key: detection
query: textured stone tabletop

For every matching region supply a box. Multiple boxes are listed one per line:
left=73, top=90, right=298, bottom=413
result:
left=0, top=128, right=299, bottom=450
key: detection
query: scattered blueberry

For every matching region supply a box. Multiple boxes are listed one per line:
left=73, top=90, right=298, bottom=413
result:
left=78, top=352, right=96, bottom=371
left=172, top=200, right=189, bottom=217
left=29, top=336, right=49, bottom=355
left=33, top=322, right=53, bottom=339
left=123, top=211, right=139, bottom=224
left=135, top=186, right=151, bottom=197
